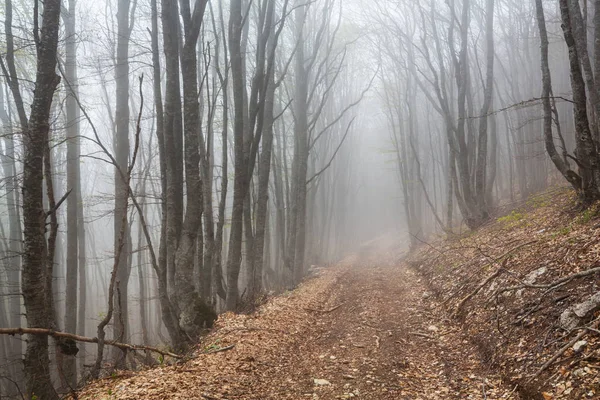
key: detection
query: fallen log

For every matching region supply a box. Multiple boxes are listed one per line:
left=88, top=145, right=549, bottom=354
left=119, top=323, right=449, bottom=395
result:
left=0, top=328, right=183, bottom=359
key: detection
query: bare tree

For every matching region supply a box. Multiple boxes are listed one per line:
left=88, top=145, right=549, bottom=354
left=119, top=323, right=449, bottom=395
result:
left=62, top=0, right=81, bottom=385
left=1, top=0, right=63, bottom=396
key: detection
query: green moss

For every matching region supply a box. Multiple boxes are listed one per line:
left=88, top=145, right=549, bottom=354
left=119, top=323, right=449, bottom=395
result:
left=576, top=206, right=599, bottom=224
left=497, top=210, right=524, bottom=225
left=527, top=194, right=552, bottom=209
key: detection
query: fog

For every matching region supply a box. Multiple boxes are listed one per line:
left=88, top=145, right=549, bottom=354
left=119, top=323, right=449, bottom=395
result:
left=0, top=0, right=596, bottom=397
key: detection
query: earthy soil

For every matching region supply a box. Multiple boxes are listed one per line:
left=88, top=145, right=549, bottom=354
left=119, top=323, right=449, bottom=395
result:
left=79, top=237, right=516, bottom=399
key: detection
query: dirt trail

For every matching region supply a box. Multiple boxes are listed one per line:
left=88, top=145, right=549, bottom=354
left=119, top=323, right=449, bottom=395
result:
left=80, top=238, right=517, bottom=399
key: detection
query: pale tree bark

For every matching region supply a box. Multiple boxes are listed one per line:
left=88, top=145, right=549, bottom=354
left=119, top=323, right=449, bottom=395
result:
left=76, top=155, right=86, bottom=372
left=136, top=147, right=151, bottom=359
left=291, top=2, right=309, bottom=284
left=92, top=77, right=144, bottom=380
left=112, top=0, right=133, bottom=369
left=62, top=0, right=80, bottom=386
left=474, top=0, right=494, bottom=211
left=225, top=0, right=248, bottom=310
left=209, top=0, right=229, bottom=303
left=199, top=40, right=216, bottom=303
left=162, top=0, right=184, bottom=296
left=0, top=70, right=23, bottom=394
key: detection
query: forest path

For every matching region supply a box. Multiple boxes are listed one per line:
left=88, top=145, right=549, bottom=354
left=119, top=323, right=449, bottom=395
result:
left=80, top=237, right=517, bottom=399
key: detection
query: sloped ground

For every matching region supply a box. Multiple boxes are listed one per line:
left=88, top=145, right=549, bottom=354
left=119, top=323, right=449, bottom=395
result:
left=78, top=237, right=517, bottom=399
left=409, top=186, right=600, bottom=399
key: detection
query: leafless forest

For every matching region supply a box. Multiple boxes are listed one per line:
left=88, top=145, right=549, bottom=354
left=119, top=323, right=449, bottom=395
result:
left=1, top=0, right=600, bottom=398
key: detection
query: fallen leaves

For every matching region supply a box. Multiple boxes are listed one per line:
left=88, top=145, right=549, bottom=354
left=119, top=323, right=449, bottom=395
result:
left=408, top=187, right=600, bottom=399
left=77, top=236, right=521, bottom=399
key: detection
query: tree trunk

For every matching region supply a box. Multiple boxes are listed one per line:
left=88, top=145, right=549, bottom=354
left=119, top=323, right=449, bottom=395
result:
left=112, top=0, right=132, bottom=369
left=0, top=53, right=23, bottom=393
left=175, top=0, right=213, bottom=339
left=559, top=0, right=600, bottom=201
left=474, top=0, right=494, bottom=211
left=63, top=0, right=80, bottom=385
left=292, top=3, right=309, bottom=283
left=252, top=68, right=276, bottom=299
left=149, top=0, right=184, bottom=347
left=535, top=0, right=581, bottom=190
left=19, top=0, right=62, bottom=397
left=226, top=0, right=248, bottom=310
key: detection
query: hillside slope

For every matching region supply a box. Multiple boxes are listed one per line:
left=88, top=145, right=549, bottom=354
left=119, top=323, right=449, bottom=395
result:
left=409, top=186, right=600, bottom=399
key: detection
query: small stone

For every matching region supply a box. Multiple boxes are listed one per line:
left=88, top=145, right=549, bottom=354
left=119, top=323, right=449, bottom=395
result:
left=427, top=325, right=439, bottom=332
left=573, top=340, right=588, bottom=353
left=313, top=379, right=331, bottom=386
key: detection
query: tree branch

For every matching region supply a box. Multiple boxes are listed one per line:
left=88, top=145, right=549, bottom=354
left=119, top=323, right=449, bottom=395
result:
left=306, top=117, right=355, bottom=185
left=0, top=328, right=183, bottom=359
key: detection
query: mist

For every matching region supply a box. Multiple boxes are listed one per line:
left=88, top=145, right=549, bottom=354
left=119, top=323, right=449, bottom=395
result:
left=0, top=0, right=596, bottom=397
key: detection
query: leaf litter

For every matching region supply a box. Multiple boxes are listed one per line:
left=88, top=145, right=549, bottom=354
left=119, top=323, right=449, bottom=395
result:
left=79, top=237, right=520, bottom=399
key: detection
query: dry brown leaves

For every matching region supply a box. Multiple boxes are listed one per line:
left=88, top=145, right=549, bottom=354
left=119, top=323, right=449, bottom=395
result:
left=77, top=236, right=518, bottom=399
left=409, top=186, right=600, bottom=399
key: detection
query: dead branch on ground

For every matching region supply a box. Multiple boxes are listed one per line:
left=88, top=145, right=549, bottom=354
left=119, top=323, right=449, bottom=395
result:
left=304, top=303, right=345, bottom=313
left=452, top=240, right=537, bottom=316
left=0, top=328, right=182, bottom=359
left=527, top=318, right=600, bottom=383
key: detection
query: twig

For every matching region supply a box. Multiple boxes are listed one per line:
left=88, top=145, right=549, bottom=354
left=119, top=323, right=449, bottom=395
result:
left=306, top=117, right=355, bottom=185
left=305, top=303, right=345, bottom=313
left=506, top=384, right=519, bottom=399
left=0, top=375, right=25, bottom=400
left=466, top=96, right=575, bottom=120
left=45, top=189, right=72, bottom=218
left=204, top=344, right=235, bottom=354
left=454, top=266, right=504, bottom=317
left=409, top=331, right=435, bottom=339
left=498, top=265, right=600, bottom=296
left=453, top=241, right=537, bottom=315
left=0, top=327, right=182, bottom=358
left=527, top=319, right=600, bottom=383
